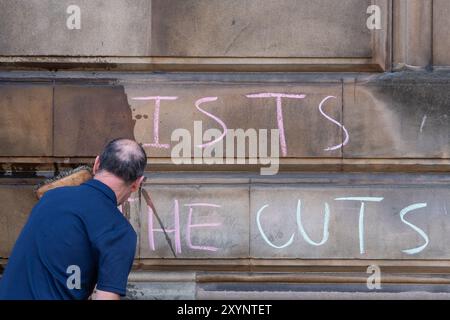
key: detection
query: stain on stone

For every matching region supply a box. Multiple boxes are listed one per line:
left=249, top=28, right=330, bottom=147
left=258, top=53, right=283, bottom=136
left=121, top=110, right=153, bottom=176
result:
left=346, top=72, right=450, bottom=158
left=122, top=201, right=131, bottom=221
left=372, top=77, right=450, bottom=156
left=0, top=164, right=38, bottom=178
left=0, top=185, right=37, bottom=257
left=0, top=84, right=53, bottom=156
left=9, top=164, right=38, bottom=178
left=54, top=85, right=136, bottom=156
left=125, top=284, right=144, bottom=300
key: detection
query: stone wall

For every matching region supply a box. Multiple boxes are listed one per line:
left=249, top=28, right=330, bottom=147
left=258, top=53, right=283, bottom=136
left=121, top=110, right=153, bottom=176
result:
left=1, top=0, right=450, bottom=299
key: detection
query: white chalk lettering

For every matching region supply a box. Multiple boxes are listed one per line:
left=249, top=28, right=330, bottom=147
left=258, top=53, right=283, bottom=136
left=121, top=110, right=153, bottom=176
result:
left=334, top=197, right=384, bottom=254
left=257, top=204, right=295, bottom=249
left=400, top=203, right=429, bottom=255
left=296, top=200, right=330, bottom=246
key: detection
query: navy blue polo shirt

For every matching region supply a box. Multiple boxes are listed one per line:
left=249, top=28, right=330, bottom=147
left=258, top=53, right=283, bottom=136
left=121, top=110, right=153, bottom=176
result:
left=0, top=179, right=137, bottom=300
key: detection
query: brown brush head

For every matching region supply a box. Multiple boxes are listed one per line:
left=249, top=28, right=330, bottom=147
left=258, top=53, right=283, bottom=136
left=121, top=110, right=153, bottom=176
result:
left=34, top=166, right=93, bottom=199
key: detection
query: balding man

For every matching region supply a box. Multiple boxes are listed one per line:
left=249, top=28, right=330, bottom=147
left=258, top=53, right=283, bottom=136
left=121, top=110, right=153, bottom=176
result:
left=0, top=138, right=147, bottom=300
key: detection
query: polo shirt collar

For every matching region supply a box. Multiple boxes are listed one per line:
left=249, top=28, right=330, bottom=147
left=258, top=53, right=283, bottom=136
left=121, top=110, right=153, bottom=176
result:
left=83, top=178, right=118, bottom=205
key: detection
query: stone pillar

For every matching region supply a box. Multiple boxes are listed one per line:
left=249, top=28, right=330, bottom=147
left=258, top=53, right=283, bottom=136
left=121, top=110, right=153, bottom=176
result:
left=393, top=0, right=433, bottom=70
left=433, top=0, right=450, bottom=68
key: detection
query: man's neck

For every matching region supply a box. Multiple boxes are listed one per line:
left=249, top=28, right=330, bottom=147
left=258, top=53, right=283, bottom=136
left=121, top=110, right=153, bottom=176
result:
left=94, top=173, right=127, bottom=205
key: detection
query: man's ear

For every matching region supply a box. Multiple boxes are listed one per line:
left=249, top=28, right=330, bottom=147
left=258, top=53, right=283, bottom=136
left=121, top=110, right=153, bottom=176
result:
left=130, top=176, right=145, bottom=192
left=93, top=156, right=100, bottom=175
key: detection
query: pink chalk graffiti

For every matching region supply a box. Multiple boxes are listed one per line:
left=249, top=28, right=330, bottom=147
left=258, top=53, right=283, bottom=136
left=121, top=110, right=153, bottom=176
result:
left=318, top=96, right=349, bottom=151
left=119, top=197, right=138, bottom=213
left=132, top=96, right=178, bottom=149
left=194, top=97, right=228, bottom=148
left=246, top=93, right=306, bottom=157
left=184, top=203, right=222, bottom=252
left=147, top=200, right=221, bottom=253
left=148, top=199, right=181, bottom=254
left=184, top=203, right=221, bottom=208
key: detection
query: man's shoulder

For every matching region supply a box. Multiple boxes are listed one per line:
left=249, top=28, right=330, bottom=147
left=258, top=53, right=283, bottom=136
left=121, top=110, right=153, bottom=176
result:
left=42, top=184, right=113, bottom=208
left=35, top=185, right=86, bottom=213
left=116, top=216, right=138, bottom=239
left=94, top=216, right=137, bottom=250
left=96, top=206, right=137, bottom=239
left=41, top=184, right=91, bottom=202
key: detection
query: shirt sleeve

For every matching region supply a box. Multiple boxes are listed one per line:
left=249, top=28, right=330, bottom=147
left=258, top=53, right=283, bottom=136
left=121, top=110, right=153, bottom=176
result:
left=93, top=225, right=137, bottom=296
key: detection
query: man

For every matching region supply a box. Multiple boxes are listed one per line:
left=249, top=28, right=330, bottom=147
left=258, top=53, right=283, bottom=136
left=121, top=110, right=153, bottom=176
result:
left=0, top=138, right=146, bottom=300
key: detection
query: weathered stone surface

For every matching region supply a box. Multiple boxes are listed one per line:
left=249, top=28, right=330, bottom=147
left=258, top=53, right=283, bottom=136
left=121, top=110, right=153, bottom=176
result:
left=0, top=0, right=151, bottom=56
left=120, top=172, right=450, bottom=260
left=152, top=0, right=371, bottom=58
left=0, top=0, right=375, bottom=60
left=393, top=0, right=433, bottom=70
left=0, top=84, right=53, bottom=156
left=126, top=282, right=196, bottom=300
left=3, top=172, right=450, bottom=262
left=124, top=82, right=343, bottom=159
left=343, top=73, right=450, bottom=158
left=433, top=0, right=450, bottom=66
left=1, top=71, right=449, bottom=161
left=250, top=184, right=450, bottom=259
left=119, top=190, right=141, bottom=258
left=54, top=85, right=135, bottom=156
left=196, top=286, right=450, bottom=300
left=138, top=183, right=249, bottom=259
left=0, top=185, right=36, bottom=257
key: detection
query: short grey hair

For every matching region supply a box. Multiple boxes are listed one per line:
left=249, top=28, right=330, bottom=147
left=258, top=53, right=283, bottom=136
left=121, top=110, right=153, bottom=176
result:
left=98, top=138, right=147, bottom=184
